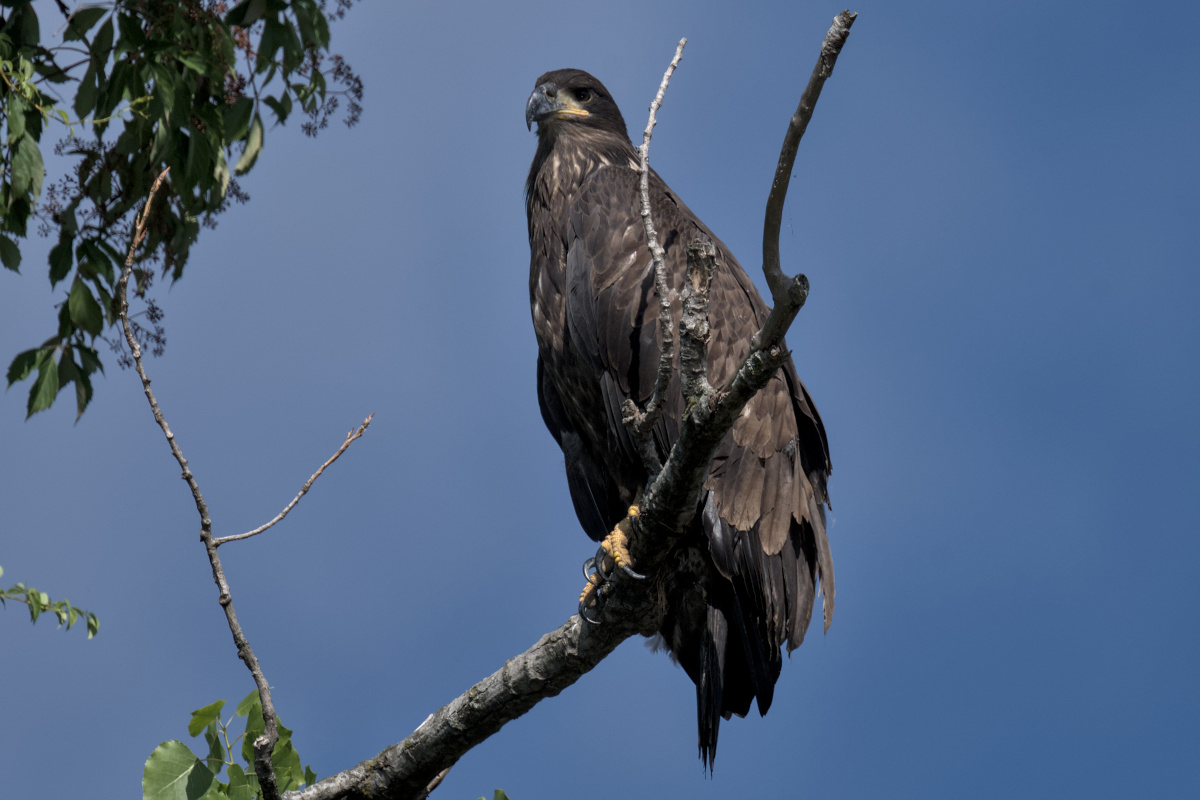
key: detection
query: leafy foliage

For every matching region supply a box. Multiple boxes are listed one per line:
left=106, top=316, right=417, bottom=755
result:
left=143, top=690, right=318, bottom=800
left=0, top=564, right=100, bottom=637
left=0, top=0, right=362, bottom=419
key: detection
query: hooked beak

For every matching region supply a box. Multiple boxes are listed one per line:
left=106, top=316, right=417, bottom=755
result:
left=526, top=81, right=589, bottom=131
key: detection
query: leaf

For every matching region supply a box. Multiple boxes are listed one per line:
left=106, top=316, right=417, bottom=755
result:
left=49, top=233, right=75, bottom=286
left=303, top=765, right=317, bottom=788
left=0, top=234, right=20, bottom=271
left=8, top=93, right=27, bottom=141
left=262, top=93, right=291, bottom=124
left=225, top=764, right=255, bottom=800
left=203, top=721, right=225, bottom=771
left=494, top=791, right=513, bottom=800
left=86, top=612, right=99, bottom=638
left=7, top=348, right=40, bottom=386
left=222, top=97, right=253, bottom=141
left=234, top=115, right=263, bottom=175
left=11, top=135, right=45, bottom=201
left=142, top=740, right=215, bottom=800
left=91, top=17, right=115, bottom=59
left=240, top=700, right=265, bottom=765
left=226, top=0, right=268, bottom=28
left=175, top=53, right=208, bottom=75
left=75, top=62, right=98, bottom=120
left=27, top=351, right=59, bottom=417
left=271, top=738, right=303, bottom=791
left=188, top=700, right=226, bottom=737
left=68, top=279, right=103, bottom=336
left=65, top=7, right=107, bottom=42
left=234, top=690, right=260, bottom=718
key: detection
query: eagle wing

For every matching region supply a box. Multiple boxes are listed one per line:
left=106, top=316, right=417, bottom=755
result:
left=559, top=162, right=835, bottom=654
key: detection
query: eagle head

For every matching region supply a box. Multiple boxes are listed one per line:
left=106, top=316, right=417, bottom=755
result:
left=525, top=69, right=628, bottom=139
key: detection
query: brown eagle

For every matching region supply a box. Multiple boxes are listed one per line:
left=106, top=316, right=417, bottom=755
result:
left=525, top=68, right=833, bottom=768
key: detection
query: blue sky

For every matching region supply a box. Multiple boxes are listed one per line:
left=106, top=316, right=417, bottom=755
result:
left=2, top=1, right=1197, bottom=797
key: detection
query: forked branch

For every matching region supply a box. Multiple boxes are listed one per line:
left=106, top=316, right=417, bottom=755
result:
left=119, top=170, right=372, bottom=800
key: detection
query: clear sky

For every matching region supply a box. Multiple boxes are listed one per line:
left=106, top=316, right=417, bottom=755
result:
left=2, top=1, right=1197, bottom=798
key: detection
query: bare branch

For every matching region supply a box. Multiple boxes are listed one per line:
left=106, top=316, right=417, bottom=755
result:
left=118, top=169, right=283, bottom=800
left=623, top=37, right=687, bottom=475
left=753, top=9, right=855, bottom=355
left=213, top=414, right=374, bottom=546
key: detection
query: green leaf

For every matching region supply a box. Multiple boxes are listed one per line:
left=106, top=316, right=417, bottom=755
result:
left=222, top=97, right=254, bottom=142
left=86, top=612, right=99, bottom=638
left=303, top=765, right=317, bottom=788
left=203, top=721, right=225, bottom=771
left=68, top=279, right=103, bottom=336
left=27, top=351, right=59, bottom=417
left=234, top=115, right=263, bottom=175
left=240, top=700, right=265, bottom=765
left=28, top=588, right=42, bottom=622
left=225, top=764, right=255, bottom=800
left=49, top=233, right=75, bottom=286
left=7, top=348, right=40, bottom=386
left=117, top=12, right=147, bottom=49
left=175, top=53, right=208, bottom=75
left=0, top=234, right=20, bottom=271
left=271, top=738, right=303, bottom=791
left=234, top=690, right=260, bottom=718
left=142, top=740, right=215, bottom=800
left=226, top=0, right=269, bottom=28
left=188, top=700, right=226, bottom=737
left=65, top=7, right=107, bottom=42
left=75, top=62, right=98, bottom=120
left=262, top=93, right=291, bottom=124
left=11, top=135, right=45, bottom=201
left=91, top=17, right=115, bottom=59
left=8, top=93, right=27, bottom=142
left=494, top=791, right=512, bottom=800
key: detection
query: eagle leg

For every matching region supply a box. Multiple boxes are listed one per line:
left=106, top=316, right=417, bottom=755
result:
left=601, top=505, right=646, bottom=580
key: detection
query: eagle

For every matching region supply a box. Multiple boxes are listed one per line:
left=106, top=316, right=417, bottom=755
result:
left=524, top=68, right=833, bottom=768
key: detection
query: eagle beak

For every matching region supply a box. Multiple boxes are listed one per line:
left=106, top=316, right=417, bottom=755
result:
left=526, top=81, right=590, bottom=131
left=526, top=82, right=558, bottom=131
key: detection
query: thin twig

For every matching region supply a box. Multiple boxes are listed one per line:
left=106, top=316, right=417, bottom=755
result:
left=624, top=37, right=687, bottom=475
left=213, top=414, right=374, bottom=546
left=117, top=168, right=283, bottom=800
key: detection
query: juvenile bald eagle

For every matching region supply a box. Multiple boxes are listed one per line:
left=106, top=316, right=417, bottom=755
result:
left=525, top=68, right=833, bottom=769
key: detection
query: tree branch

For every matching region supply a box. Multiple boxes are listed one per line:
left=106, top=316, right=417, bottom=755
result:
left=284, top=14, right=856, bottom=798
left=212, top=414, right=374, bottom=546
left=752, top=8, right=855, bottom=356
left=623, top=37, right=687, bottom=475
left=117, top=170, right=280, bottom=800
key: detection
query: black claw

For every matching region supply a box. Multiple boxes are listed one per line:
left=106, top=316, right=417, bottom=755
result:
left=579, top=598, right=601, bottom=624
left=582, top=555, right=599, bottom=581
left=595, top=546, right=614, bottom=581
left=621, top=564, right=647, bottom=579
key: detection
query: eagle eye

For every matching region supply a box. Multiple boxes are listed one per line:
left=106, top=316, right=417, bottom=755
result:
left=573, top=88, right=593, bottom=103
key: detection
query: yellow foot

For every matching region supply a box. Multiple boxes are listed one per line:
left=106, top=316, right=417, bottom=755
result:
left=601, top=505, right=641, bottom=574
left=577, top=506, right=646, bottom=623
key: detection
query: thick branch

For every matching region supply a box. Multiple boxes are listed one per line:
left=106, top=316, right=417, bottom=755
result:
left=287, top=589, right=659, bottom=800
left=118, top=169, right=283, bottom=800
left=213, top=414, right=374, bottom=546
left=624, top=38, right=687, bottom=475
